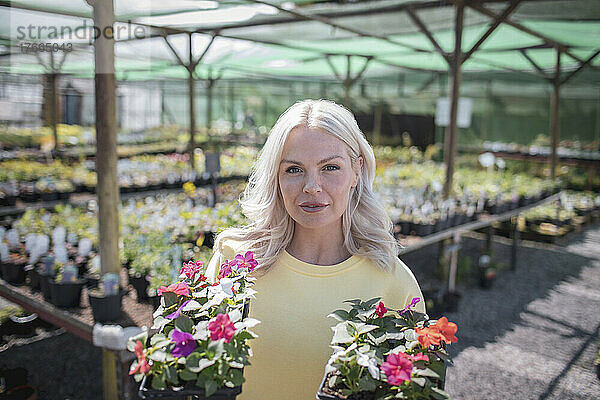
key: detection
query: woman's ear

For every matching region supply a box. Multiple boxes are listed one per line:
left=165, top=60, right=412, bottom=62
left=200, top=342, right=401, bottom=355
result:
left=352, top=156, right=363, bottom=188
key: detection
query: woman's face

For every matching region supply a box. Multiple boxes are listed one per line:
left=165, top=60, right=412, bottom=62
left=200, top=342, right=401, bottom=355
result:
left=278, top=126, right=360, bottom=235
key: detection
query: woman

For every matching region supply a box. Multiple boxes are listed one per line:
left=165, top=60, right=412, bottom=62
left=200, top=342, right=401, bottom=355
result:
left=206, top=99, right=424, bottom=399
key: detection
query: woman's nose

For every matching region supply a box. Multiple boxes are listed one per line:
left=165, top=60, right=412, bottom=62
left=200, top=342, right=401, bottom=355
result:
left=303, top=173, right=322, bottom=193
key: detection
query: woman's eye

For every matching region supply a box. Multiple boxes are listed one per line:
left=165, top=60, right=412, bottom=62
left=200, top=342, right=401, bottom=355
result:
left=324, top=165, right=339, bottom=171
left=286, top=166, right=302, bottom=174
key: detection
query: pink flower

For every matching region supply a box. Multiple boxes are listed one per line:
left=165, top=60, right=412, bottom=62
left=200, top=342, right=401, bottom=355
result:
left=381, top=352, right=413, bottom=385
left=207, top=313, right=236, bottom=343
left=234, top=251, right=258, bottom=272
left=217, top=260, right=235, bottom=280
left=129, top=340, right=150, bottom=375
left=375, top=301, right=387, bottom=318
left=180, top=260, right=203, bottom=280
left=396, top=352, right=429, bottom=362
left=157, top=282, right=190, bottom=297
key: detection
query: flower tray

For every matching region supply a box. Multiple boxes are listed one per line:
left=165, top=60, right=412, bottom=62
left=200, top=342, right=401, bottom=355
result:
left=138, top=376, right=242, bottom=400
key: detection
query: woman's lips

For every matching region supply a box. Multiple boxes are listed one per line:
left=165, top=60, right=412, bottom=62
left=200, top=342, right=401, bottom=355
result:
left=299, top=203, right=328, bottom=213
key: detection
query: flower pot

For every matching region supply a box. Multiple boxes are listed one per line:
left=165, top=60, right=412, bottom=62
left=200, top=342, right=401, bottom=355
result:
left=49, top=279, right=85, bottom=308
left=85, top=275, right=100, bottom=289
left=130, top=275, right=150, bottom=301
left=88, top=289, right=127, bottom=323
left=138, top=375, right=243, bottom=400
left=25, top=265, right=41, bottom=291
left=39, top=273, right=54, bottom=301
left=413, top=222, right=434, bottom=237
left=596, top=363, right=600, bottom=380
left=1, top=260, right=27, bottom=285
left=316, top=372, right=341, bottom=400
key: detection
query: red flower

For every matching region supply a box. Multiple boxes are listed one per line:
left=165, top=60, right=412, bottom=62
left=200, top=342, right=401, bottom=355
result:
left=180, top=260, right=203, bottom=280
left=432, top=317, right=458, bottom=344
left=415, top=326, right=443, bottom=348
left=234, top=251, right=258, bottom=272
left=207, top=313, right=236, bottom=343
left=129, top=340, right=150, bottom=375
left=381, top=352, right=413, bottom=385
left=375, top=301, right=387, bottom=318
left=157, top=281, right=190, bottom=297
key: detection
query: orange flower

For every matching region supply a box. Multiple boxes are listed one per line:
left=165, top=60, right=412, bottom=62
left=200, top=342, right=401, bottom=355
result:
left=415, top=327, right=442, bottom=348
left=432, top=317, right=458, bottom=344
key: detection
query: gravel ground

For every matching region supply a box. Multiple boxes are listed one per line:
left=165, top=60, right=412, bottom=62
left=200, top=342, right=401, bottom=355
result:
left=1, top=221, right=599, bottom=399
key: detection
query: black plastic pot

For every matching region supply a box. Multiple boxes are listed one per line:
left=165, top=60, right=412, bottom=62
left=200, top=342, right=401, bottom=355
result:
left=1, top=261, right=27, bottom=285
left=596, top=363, right=600, bottom=380
left=39, top=273, right=54, bottom=301
left=49, top=279, right=85, bottom=308
left=138, top=375, right=242, bottom=400
left=130, top=275, right=150, bottom=301
left=413, top=223, right=434, bottom=237
left=88, top=289, right=127, bottom=323
left=85, top=275, right=100, bottom=289
left=316, top=372, right=340, bottom=400
left=400, top=221, right=411, bottom=236
left=25, top=265, right=40, bottom=291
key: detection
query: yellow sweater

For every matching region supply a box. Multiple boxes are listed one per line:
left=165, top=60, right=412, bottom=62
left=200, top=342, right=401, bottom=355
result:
left=205, top=241, right=425, bottom=400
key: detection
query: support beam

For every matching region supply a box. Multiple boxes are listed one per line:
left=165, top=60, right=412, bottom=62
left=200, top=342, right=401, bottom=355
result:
left=561, top=50, right=600, bottom=85
left=519, top=49, right=551, bottom=80
left=87, top=1, right=120, bottom=399
left=550, top=48, right=561, bottom=180
left=462, top=0, right=521, bottom=63
left=406, top=7, right=449, bottom=62
left=443, top=3, right=463, bottom=199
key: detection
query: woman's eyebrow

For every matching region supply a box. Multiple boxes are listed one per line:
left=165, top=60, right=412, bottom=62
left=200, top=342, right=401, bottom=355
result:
left=280, top=155, right=344, bottom=165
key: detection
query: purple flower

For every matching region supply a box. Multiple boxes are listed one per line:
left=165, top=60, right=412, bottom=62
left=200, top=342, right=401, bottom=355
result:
left=171, top=328, right=196, bottom=358
left=166, top=299, right=191, bottom=320
left=398, top=297, right=421, bottom=315
left=234, top=251, right=258, bottom=272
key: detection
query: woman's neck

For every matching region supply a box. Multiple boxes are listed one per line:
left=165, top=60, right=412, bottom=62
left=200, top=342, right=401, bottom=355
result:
left=286, top=222, right=351, bottom=266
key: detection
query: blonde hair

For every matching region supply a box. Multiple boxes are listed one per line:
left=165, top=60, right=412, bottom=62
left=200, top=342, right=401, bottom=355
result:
left=214, top=99, right=399, bottom=273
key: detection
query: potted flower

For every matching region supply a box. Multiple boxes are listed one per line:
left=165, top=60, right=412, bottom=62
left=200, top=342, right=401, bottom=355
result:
left=88, top=272, right=127, bottom=323
left=131, top=251, right=259, bottom=399
left=48, top=263, right=85, bottom=308
left=317, top=297, right=457, bottom=400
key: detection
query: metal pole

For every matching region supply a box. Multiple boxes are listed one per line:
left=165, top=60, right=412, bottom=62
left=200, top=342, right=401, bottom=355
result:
left=550, top=48, right=561, bottom=180
left=443, top=3, right=463, bottom=199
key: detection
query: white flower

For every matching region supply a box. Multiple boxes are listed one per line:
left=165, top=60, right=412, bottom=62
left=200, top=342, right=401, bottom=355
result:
left=356, top=353, right=380, bottom=380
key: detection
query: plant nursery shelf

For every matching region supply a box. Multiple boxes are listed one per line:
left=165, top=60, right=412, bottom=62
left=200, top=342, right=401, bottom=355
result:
left=398, top=192, right=561, bottom=255
left=0, top=269, right=154, bottom=343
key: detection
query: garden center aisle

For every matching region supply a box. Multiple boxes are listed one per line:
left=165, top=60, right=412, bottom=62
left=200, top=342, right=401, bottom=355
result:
left=445, top=221, right=600, bottom=400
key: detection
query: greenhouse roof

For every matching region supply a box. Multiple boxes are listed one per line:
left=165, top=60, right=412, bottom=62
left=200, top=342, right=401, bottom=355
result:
left=1, top=0, right=599, bottom=84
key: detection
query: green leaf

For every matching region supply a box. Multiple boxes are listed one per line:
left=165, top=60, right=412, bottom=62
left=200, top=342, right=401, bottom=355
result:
left=344, top=299, right=362, bottom=306
left=186, top=353, right=202, bottom=372
left=163, top=292, right=179, bottom=308
left=205, top=379, right=218, bottom=397
left=127, top=331, right=148, bottom=352
left=363, top=297, right=382, bottom=309
left=331, top=323, right=355, bottom=344
left=174, top=315, right=194, bottom=333
left=198, top=358, right=216, bottom=372
left=148, top=350, right=167, bottom=363
left=415, top=367, right=440, bottom=379
left=358, top=374, right=378, bottom=391
left=227, top=368, right=244, bottom=387
left=328, top=309, right=351, bottom=321
left=151, top=374, right=167, bottom=390
left=151, top=316, right=170, bottom=331
left=179, top=369, right=197, bottom=381
left=164, top=365, right=178, bottom=384
left=207, top=340, right=225, bottom=359
left=431, top=387, right=451, bottom=399
left=412, top=377, right=426, bottom=387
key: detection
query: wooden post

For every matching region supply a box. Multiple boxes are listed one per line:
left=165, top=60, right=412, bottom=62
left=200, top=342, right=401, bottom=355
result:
left=510, top=216, right=519, bottom=271
left=448, top=231, right=461, bottom=294
left=207, top=69, right=213, bottom=131
left=443, top=3, right=463, bottom=199
left=550, top=48, right=561, bottom=180
left=229, top=81, right=235, bottom=130
left=188, top=33, right=196, bottom=170
left=87, top=1, right=120, bottom=399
